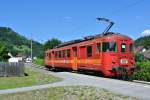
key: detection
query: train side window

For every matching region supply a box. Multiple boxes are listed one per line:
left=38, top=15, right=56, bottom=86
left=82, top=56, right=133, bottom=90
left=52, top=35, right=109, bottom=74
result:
left=73, top=47, right=77, bottom=57
left=102, top=42, right=117, bottom=52
left=87, top=45, right=92, bottom=57
left=49, top=53, right=51, bottom=59
left=57, top=51, right=59, bottom=58
left=67, top=49, right=70, bottom=57
left=62, top=50, right=66, bottom=58
left=121, top=43, right=126, bottom=52
left=55, top=51, right=57, bottom=58
left=129, top=44, right=133, bottom=52
left=96, top=43, right=101, bottom=52
left=59, top=51, right=61, bottom=58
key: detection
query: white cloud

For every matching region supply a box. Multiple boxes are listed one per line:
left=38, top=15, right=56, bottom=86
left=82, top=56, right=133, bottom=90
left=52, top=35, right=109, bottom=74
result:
left=141, top=29, right=150, bottom=36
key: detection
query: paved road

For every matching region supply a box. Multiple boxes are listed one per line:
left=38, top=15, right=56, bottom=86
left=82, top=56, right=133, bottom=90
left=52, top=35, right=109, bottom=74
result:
left=0, top=64, right=150, bottom=100
left=35, top=67, right=150, bottom=100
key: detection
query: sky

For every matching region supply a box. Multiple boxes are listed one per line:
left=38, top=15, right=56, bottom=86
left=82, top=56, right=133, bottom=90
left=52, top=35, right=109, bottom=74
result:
left=0, top=0, right=150, bottom=43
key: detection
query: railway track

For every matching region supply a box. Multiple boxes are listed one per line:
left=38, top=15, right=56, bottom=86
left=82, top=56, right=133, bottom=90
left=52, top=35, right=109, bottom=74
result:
left=31, top=63, right=45, bottom=69
left=31, top=63, right=150, bottom=85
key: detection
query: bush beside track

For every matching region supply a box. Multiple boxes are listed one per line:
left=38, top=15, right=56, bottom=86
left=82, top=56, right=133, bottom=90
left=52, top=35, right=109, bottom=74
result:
left=33, top=58, right=44, bottom=66
left=132, top=61, right=150, bottom=82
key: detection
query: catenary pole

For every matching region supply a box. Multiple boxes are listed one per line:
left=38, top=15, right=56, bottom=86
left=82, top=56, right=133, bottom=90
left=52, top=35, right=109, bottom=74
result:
left=31, top=33, right=32, bottom=63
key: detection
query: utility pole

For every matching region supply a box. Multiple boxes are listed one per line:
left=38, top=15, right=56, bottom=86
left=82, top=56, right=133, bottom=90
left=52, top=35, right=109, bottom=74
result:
left=31, top=33, right=33, bottom=63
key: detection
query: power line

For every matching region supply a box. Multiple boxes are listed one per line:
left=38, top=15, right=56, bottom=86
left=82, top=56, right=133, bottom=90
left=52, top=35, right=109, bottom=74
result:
left=70, top=0, right=145, bottom=35
left=106, top=0, right=145, bottom=16
left=62, top=0, right=145, bottom=37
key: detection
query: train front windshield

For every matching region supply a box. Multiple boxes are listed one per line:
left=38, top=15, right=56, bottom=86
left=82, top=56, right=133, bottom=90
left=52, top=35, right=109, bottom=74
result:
left=102, top=42, right=117, bottom=52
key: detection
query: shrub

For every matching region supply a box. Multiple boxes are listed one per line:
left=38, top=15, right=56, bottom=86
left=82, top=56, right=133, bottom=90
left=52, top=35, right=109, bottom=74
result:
left=33, top=58, right=44, bottom=66
left=133, top=61, right=150, bottom=81
left=135, top=53, right=146, bottom=62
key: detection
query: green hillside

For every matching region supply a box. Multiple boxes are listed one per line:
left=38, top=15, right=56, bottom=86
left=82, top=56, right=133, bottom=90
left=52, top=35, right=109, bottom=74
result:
left=0, top=27, right=44, bottom=58
left=134, top=36, right=150, bottom=48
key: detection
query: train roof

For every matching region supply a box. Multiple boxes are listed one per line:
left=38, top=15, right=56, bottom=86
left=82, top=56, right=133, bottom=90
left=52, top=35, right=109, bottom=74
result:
left=53, top=32, right=132, bottom=49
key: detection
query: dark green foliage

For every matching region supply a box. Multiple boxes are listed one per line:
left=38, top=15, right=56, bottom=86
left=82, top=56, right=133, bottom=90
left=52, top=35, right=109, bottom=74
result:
left=33, top=58, right=44, bottom=66
left=44, top=38, right=61, bottom=50
left=0, top=27, right=44, bottom=59
left=134, top=36, right=150, bottom=48
left=135, top=53, right=146, bottom=62
left=32, top=40, right=44, bottom=58
left=133, top=61, right=150, bottom=81
left=0, top=27, right=28, bottom=46
left=133, top=36, right=150, bottom=81
left=0, top=42, right=10, bottom=61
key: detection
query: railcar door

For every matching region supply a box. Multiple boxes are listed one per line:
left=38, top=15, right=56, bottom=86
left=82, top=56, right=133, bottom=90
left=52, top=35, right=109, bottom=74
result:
left=72, top=47, right=78, bottom=70
left=51, top=51, right=55, bottom=67
left=96, top=42, right=103, bottom=70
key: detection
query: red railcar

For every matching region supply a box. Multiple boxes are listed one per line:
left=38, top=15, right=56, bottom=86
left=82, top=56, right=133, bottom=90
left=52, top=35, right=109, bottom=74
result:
left=44, top=18, right=135, bottom=77
left=45, top=32, right=135, bottom=77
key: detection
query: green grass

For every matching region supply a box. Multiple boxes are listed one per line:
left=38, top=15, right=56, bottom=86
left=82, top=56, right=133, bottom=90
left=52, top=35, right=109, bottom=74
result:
left=33, top=58, right=44, bottom=66
left=0, top=86, right=138, bottom=100
left=0, top=68, right=62, bottom=90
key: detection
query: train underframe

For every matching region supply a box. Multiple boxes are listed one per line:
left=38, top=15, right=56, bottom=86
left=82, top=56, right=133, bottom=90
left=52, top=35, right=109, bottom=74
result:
left=45, top=64, right=135, bottom=80
left=105, top=66, right=135, bottom=79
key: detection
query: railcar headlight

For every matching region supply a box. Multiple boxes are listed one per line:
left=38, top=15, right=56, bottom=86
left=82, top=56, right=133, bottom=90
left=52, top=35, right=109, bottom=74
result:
left=120, top=59, right=128, bottom=64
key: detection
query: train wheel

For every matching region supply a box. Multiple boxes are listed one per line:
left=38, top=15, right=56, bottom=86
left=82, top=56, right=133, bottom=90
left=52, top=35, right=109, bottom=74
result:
left=45, top=65, right=52, bottom=71
left=121, top=70, right=129, bottom=81
left=72, top=70, right=78, bottom=73
left=48, top=67, right=52, bottom=71
left=51, top=67, right=57, bottom=72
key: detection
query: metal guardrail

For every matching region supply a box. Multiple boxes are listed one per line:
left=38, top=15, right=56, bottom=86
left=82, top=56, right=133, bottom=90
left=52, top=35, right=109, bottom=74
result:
left=0, top=62, right=24, bottom=77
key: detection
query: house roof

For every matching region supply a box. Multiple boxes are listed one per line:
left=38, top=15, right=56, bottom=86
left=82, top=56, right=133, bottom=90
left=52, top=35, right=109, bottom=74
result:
left=143, top=49, right=150, bottom=59
left=134, top=46, right=144, bottom=53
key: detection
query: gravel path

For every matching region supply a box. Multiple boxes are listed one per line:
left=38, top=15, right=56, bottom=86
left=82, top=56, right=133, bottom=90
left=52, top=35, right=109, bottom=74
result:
left=0, top=64, right=150, bottom=100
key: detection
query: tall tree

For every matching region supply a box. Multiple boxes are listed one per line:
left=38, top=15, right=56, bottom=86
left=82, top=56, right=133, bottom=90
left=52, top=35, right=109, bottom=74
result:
left=44, top=38, right=61, bottom=50
left=0, top=42, right=10, bottom=61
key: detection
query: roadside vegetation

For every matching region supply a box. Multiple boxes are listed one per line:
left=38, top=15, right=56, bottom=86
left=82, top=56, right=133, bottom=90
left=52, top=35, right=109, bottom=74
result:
left=130, top=52, right=150, bottom=81
left=33, top=58, right=44, bottom=66
left=0, top=68, right=61, bottom=90
left=132, top=35, right=150, bottom=81
left=0, top=42, right=10, bottom=61
left=132, top=54, right=150, bottom=81
left=0, top=86, right=138, bottom=100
